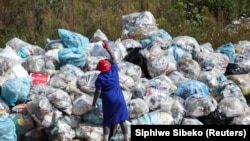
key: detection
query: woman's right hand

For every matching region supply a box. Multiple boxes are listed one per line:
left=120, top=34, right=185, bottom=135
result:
left=102, top=40, right=110, bottom=50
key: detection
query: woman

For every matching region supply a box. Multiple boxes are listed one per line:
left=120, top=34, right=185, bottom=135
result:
left=92, top=40, right=129, bottom=141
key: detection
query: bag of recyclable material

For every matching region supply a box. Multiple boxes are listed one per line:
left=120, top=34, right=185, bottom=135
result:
left=118, top=61, right=142, bottom=81
left=72, top=94, right=93, bottom=116
left=171, top=35, right=201, bottom=56
left=212, top=79, right=247, bottom=103
left=184, top=94, right=217, bottom=117
left=128, top=98, right=149, bottom=119
left=1, top=77, right=32, bottom=107
left=48, top=70, right=77, bottom=93
left=0, top=116, right=17, bottom=141
left=121, top=11, right=159, bottom=40
left=147, top=44, right=176, bottom=77
left=83, top=98, right=103, bottom=125
left=90, top=29, right=108, bottom=42
left=130, top=79, right=147, bottom=99
left=174, top=80, right=209, bottom=100
left=198, top=106, right=227, bottom=125
left=160, top=96, right=185, bottom=124
left=177, top=55, right=201, bottom=79
left=23, top=55, right=60, bottom=75
left=227, top=73, right=250, bottom=98
left=216, top=42, right=236, bottom=63
left=196, top=52, right=229, bottom=75
left=47, top=120, right=75, bottom=141
left=225, top=63, right=247, bottom=75
left=77, top=70, right=100, bottom=94
left=9, top=113, right=35, bottom=136
left=229, top=113, right=250, bottom=125
left=218, top=96, right=250, bottom=118
left=75, top=123, right=103, bottom=141
left=58, top=28, right=89, bottom=68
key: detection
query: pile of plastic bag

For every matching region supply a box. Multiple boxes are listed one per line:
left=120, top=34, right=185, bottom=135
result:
left=0, top=11, right=250, bottom=141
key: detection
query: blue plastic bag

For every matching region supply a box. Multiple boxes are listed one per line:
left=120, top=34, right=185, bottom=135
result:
left=57, top=28, right=89, bottom=68
left=1, top=77, right=32, bottom=107
left=174, top=80, right=209, bottom=99
left=0, top=116, right=17, bottom=141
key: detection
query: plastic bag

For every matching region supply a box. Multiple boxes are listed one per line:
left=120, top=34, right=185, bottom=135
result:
left=225, top=63, right=247, bottom=75
left=198, top=106, right=227, bottom=125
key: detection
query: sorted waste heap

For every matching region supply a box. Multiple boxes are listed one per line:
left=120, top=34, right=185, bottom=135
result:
left=0, top=11, right=250, bottom=141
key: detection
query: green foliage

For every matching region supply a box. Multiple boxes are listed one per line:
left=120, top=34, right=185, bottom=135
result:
left=0, top=0, right=249, bottom=49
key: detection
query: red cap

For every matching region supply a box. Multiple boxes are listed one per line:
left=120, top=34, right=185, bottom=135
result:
left=97, top=59, right=111, bottom=72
